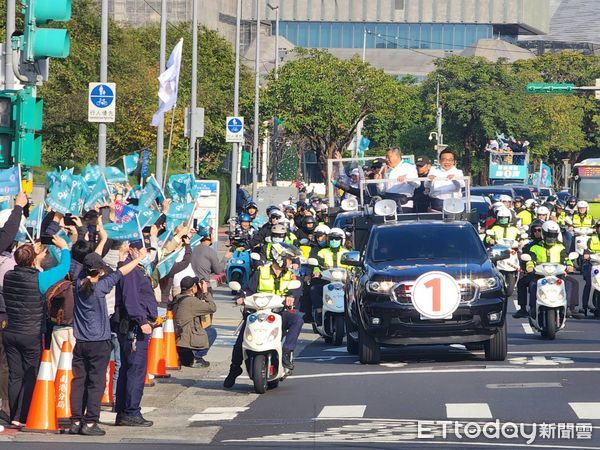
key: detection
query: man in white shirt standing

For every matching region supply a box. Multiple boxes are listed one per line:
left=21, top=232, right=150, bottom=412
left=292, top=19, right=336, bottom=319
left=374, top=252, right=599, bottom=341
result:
left=375, top=147, right=419, bottom=212
left=426, top=148, right=465, bottom=211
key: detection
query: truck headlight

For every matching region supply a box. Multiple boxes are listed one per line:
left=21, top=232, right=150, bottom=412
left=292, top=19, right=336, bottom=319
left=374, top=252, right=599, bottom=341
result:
left=366, top=281, right=396, bottom=293
left=472, top=277, right=500, bottom=292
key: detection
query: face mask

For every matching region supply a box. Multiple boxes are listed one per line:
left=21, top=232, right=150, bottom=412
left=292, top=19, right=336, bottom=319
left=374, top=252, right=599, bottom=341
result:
left=329, top=240, right=341, bottom=249
left=497, top=218, right=509, bottom=226
left=319, top=240, right=328, bottom=248
left=272, top=237, right=284, bottom=244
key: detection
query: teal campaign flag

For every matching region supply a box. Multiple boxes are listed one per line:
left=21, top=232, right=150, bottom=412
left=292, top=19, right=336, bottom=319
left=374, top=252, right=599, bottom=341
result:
left=156, top=247, right=183, bottom=279
left=82, top=164, right=103, bottom=187
left=0, top=166, right=21, bottom=196
left=26, top=205, right=44, bottom=239
left=138, top=207, right=161, bottom=229
left=167, top=201, right=195, bottom=220
left=46, top=181, right=72, bottom=215
left=83, top=177, right=110, bottom=210
left=68, top=175, right=86, bottom=215
left=139, top=175, right=164, bottom=209
left=46, top=170, right=60, bottom=191
left=157, top=227, right=173, bottom=248
left=104, top=219, right=142, bottom=241
left=123, top=152, right=139, bottom=175
left=167, top=174, right=194, bottom=202
left=104, top=166, right=128, bottom=184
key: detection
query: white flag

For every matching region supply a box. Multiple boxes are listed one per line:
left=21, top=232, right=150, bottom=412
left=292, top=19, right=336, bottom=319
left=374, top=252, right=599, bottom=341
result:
left=151, top=38, right=184, bottom=127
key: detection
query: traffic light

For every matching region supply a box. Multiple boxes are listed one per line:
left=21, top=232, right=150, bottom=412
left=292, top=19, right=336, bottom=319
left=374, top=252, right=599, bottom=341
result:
left=0, top=87, right=43, bottom=168
left=21, top=0, right=71, bottom=63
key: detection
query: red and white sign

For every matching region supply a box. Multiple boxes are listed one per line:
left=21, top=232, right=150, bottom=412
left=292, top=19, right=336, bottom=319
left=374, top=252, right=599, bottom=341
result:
left=412, top=271, right=461, bottom=319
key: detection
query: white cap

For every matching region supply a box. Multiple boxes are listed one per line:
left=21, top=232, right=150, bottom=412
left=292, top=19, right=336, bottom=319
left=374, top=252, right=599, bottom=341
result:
left=350, top=168, right=360, bottom=177
left=577, top=200, right=589, bottom=209
left=314, top=224, right=330, bottom=235
left=536, top=206, right=550, bottom=216
left=499, top=194, right=512, bottom=202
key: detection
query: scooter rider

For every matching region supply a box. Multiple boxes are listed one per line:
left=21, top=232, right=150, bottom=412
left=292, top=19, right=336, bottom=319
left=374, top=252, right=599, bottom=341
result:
left=249, top=209, right=284, bottom=249
left=246, top=202, right=259, bottom=222
left=572, top=201, right=593, bottom=229
left=223, top=244, right=304, bottom=388
left=513, top=197, right=530, bottom=226
left=513, top=223, right=544, bottom=318
left=234, top=213, right=255, bottom=245
left=485, top=207, right=519, bottom=245
left=526, top=221, right=581, bottom=319
left=295, top=216, right=317, bottom=242
left=564, top=196, right=578, bottom=217
left=580, top=220, right=600, bottom=316
left=310, top=228, right=350, bottom=325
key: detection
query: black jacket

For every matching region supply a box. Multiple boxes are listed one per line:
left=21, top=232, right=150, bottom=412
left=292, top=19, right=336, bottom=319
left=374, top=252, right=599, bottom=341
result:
left=0, top=206, right=22, bottom=253
left=4, top=266, right=43, bottom=335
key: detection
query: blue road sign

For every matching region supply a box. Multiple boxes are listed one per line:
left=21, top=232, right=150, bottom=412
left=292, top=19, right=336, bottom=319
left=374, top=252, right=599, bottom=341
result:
left=90, top=84, right=115, bottom=108
left=227, top=117, right=243, bottom=133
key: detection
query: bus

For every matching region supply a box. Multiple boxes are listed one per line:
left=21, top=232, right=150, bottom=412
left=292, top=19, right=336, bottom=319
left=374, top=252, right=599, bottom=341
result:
left=572, top=158, right=600, bottom=219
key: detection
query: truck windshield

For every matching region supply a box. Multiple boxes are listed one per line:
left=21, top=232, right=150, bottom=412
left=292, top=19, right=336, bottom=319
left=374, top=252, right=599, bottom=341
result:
left=369, top=224, right=486, bottom=262
left=578, top=179, right=600, bottom=202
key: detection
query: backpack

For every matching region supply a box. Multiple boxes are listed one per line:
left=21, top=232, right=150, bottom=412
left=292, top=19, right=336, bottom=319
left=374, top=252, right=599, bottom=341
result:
left=46, top=279, right=74, bottom=326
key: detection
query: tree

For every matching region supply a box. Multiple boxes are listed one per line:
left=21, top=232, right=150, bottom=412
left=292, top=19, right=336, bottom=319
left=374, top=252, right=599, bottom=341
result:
left=262, top=49, right=401, bottom=179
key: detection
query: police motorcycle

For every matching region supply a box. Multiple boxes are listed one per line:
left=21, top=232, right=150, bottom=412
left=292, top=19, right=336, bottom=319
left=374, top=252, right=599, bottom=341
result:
left=228, top=279, right=302, bottom=394
left=520, top=251, right=579, bottom=339
left=573, top=226, right=594, bottom=269
left=589, top=253, right=600, bottom=318
left=307, top=258, right=348, bottom=346
left=485, top=230, right=521, bottom=296
left=225, top=217, right=252, bottom=290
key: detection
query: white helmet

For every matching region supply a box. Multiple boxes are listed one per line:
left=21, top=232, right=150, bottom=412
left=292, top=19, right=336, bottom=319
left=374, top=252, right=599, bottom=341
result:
left=536, top=206, right=550, bottom=216
left=499, top=194, right=512, bottom=203
left=328, top=227, right=346, bottom=245
left=496, top=207, right=511, bottom=225
left=524, top=199, right=536, bottom=208
left=577, top=200, right=589, bottom=209
left=314, top=224, right=330, bottom=236
left=492, top=202, right=504, bottom=212
left=541, top=220, right=560, bottom=244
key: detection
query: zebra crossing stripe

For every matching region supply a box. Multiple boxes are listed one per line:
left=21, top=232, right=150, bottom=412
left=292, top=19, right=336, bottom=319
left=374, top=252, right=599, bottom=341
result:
left=317, top=405, right=367, bottom=419
left=445, top=403, right=492, bottom=419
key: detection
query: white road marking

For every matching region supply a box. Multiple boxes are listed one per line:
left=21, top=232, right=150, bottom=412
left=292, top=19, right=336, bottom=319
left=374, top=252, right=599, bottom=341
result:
left=508, top=350, right=600, bottom=355
left=486, top=382, right=562, bottom=389
left=521, top=323, right=535, bottom=334
left=323, top=347, right=350, bottom=353
left=445, top=403, right=492, bottom=419
left=317, top=405, right=366, bottom=418
left=513, top=300, right=519, bottom=310
left=570, top=403, right=600, bottom=420
left=188, top=406, right=249, bottom=422
left=508, top=356, right=574, bottom=366
left=288, top=366, right=600, bottom=380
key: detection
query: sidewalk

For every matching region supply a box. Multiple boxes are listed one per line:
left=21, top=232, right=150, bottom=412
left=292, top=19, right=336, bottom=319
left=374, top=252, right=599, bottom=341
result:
left=0, top=284, right=319, bottom=444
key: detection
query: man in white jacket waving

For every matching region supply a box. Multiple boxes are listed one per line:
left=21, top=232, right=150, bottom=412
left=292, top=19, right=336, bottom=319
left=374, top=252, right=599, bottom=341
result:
left=426, top=149, right=465, bottom=212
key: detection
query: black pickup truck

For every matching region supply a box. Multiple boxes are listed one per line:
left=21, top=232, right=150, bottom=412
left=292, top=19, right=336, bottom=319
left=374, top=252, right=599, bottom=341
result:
left=342, top=220, right=510, bottom=364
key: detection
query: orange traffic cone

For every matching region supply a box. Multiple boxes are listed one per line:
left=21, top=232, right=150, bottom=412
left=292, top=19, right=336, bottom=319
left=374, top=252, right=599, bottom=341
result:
left=24, top=350, right=59, bottom=433
left=55, top=341, right=73, bottom=425
left=101, top=356, right=116, bottom=407
left=144, top=371, right=155, bottom=387
left=163, top=311, right=180, bottom=370
left=147, top=327, right=170, bottom=378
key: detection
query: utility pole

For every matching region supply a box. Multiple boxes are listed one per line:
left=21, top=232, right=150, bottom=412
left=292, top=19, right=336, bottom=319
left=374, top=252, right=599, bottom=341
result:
left=434, top=81, right=446, bottom=158
left=268, top=2, right=279, bottom=185
left=156, top=0, right=167, bottom=184
left=98, top=0, right=108, bottom=167
left=252, top=0, right=261, bottom=197
left=189, top=0, right=199, bottom=175
left=229, top=0, right=242, bottom=219
left=4, top=0, right=16, bottom=90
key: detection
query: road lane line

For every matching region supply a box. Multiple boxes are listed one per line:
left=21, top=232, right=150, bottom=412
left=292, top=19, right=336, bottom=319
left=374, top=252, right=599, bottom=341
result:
left=317, top=405, right=366, bottom=418
left=522, top=323, right=535, bottom=334
left=188, top=413, right=239, bottom=421
left=569, top=403, right=600, bottom=420
left=289, top=366, right=600, bottom=380
left=446, top=403, right=492, bottom=419
left=202, top=407, right=249, bottom=413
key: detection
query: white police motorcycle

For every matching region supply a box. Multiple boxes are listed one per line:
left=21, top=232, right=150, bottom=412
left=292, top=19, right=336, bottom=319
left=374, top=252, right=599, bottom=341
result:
left=520, top=252, right=579, bottom=339
left=486, top=230, right=521, bottom=297
left=574, top=227, right=594, bottom=268
left=229, top=279, right=301, bottom=394
left=308, top=258, right=348, bottom=346
left=588, top=253, right=600, bottom=318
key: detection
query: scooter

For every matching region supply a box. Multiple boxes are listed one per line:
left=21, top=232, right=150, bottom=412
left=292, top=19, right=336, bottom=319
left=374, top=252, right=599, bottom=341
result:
left=226, top=247, right=251, bottom=290
left=308, top=258, right=348, bottom=346
left=574, top=227, right=594, bottom=269
left=494, top=237, right=521, bottom=297
left=521, top=252, right=579, bottom=340
left=229, top=279, right=301, bottom=394
left=588, top=253, right=600, bottom=318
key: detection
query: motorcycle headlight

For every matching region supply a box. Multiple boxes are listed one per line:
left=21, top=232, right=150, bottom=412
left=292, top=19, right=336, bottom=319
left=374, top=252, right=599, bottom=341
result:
left=366, top=281, right=396, bottom=293
left=254, top=296, right=271, bottom=308
left=472, top=277, right=500, bottom=292
left=233, top=259, right=245, bottom=265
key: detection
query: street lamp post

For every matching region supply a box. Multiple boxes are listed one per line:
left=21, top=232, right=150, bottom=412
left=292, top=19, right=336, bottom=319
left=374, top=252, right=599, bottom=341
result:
left=98, top=0, right=108, bottom=166
left=229, top=0, right=242, bottom=219
left=268, top=2, right=279, bottom=185
left=252, top=0, right=261, bottom=197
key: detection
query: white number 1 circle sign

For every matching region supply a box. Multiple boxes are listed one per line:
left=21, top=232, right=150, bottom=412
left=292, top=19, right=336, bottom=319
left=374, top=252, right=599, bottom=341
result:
left=412, top=271, right=461, bottom=319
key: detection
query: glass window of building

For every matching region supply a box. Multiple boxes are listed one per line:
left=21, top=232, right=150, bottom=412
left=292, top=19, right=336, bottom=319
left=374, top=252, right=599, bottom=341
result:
left=308, top=22, right=319, bottom=47
left=420, top=24, right=431, bottom=49
left=331, top=23, right=342, bottom=47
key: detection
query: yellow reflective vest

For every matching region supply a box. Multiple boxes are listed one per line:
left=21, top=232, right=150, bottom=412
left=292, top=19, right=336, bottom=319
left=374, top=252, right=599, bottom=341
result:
left=257, top=265, right=294, bottom=296
left=573, top=214, right=593, bottom=228
left=317, top=247, right=350, bottom=269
